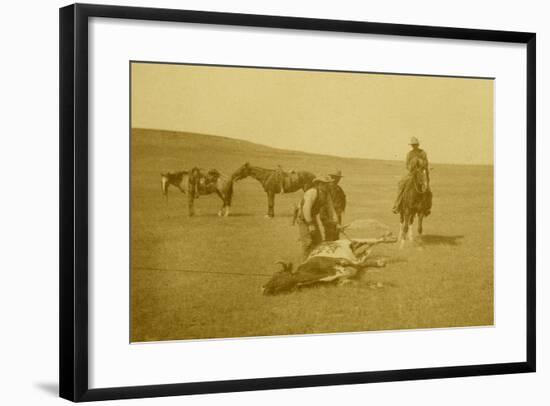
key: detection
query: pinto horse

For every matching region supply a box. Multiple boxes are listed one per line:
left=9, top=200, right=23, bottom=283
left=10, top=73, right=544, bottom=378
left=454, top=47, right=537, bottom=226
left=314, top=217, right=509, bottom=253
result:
left=160, top=168, right=234, bottom=216
left=231, top=162, right=315, bottom=217
left=396, top=163, right=432, bottom=248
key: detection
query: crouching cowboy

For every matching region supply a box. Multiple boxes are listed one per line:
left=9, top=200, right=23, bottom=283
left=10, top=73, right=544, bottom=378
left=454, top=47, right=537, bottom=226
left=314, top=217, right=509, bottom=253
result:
left=297, top=175, right=340, bottom=260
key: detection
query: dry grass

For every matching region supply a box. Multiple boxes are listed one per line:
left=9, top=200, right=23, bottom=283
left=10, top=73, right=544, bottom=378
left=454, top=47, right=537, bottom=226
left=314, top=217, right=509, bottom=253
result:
left=131, top=128, right=493, bottom=342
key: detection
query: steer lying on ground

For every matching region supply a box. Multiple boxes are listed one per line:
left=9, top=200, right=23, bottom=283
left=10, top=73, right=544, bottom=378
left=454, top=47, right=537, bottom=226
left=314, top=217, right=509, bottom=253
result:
left=262, top=233, right=397, bottom=295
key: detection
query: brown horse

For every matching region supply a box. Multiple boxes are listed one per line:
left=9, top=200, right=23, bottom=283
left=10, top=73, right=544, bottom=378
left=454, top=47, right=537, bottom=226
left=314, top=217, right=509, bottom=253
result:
left=231, top=162, right=315, bottom=217
left=161, top=168, right=234, bottom=216
left=396, top=164, right=432, bottom=248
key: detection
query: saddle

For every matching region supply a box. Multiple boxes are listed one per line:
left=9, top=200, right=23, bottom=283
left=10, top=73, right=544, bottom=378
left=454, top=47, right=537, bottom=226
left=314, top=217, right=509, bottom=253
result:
left=272, top=169, right=297, bottom=193
left=191, top=169, right=220, bottom=197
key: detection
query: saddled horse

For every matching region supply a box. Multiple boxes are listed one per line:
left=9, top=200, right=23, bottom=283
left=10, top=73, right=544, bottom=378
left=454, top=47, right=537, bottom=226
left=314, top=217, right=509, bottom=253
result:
left=396, top=159, right=432, bottom=248
left=160, top=168, right=234, bottom=216
left=231, top=162, right=315, bottom=217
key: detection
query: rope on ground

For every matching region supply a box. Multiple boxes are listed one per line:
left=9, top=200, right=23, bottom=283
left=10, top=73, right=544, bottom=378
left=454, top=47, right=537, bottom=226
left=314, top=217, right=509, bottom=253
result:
left=133, top=266, right=271, bottom=278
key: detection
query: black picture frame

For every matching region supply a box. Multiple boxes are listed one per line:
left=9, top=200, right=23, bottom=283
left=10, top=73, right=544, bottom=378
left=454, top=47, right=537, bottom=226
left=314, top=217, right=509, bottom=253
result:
left=59, top=3, right=536, bottom=402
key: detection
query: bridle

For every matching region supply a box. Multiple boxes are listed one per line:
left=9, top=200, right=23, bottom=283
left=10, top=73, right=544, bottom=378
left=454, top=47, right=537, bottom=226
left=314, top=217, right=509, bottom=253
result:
left=411, top=168, right=428, bottom=194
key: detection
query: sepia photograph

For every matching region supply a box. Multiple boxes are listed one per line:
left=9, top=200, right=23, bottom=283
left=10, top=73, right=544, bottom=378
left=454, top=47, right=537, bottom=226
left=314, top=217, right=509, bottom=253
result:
left=130, top=61, right=494, bottom=343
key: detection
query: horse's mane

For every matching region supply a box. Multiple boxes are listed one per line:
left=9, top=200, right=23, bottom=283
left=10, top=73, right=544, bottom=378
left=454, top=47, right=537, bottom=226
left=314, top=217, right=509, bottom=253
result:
left=409, top=156, right=426, bottom=171
left=216, top=171, right=231, bottom=182
left=399, top=167, right=432, bottom=215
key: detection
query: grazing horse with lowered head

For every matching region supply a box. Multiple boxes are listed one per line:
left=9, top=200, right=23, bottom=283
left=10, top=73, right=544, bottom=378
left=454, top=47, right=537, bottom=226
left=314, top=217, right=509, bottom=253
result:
left=395, top=158, right=432, bottom=248
left=160, top=168, right=234, bottom=217
left=231, top=162, right=315, bottom=217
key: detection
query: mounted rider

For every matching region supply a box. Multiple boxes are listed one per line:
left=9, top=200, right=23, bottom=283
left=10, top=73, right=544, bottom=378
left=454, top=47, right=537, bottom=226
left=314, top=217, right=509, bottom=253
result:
left=297, top=175, right=340, bottom=260
left=392, top=137, right=430, bottom=214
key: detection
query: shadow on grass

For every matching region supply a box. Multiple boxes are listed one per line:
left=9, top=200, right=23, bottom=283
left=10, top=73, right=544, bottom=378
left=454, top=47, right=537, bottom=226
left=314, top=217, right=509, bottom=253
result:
left=377, top=255, right=408, bottom=265
left=164, top=212, right=294, bottom=219
left=420, top=234, right=464, bottom=246
left=183, top=212, right=257, bottom=218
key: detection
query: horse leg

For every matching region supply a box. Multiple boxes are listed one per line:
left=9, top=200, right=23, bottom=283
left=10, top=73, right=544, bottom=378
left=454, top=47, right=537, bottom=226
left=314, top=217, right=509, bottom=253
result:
left=219, top=203, right=231, bottom=217
left=222, top=191, right=231, bottom=217
left=400, top=227, right=407, bottom=249
left=402, top=212, right=413, bottom=248
left=215, top=190, right=225, bottom=216
left=397, top=224, right=403, bottom=242
left=161, top=178, right=169, bottom=202
left=188, top=193, right=195, bottom=217
left=407, top=214, right=414, bottom=241
left=418, top=213, right=424, bottom=236
left=397, top=213, right=403, bottom=242
left=223, top=195, right=231, bottom=217
left=398, top=212, right=407, bottom=249
left=266, top=192, right=275, bottom=218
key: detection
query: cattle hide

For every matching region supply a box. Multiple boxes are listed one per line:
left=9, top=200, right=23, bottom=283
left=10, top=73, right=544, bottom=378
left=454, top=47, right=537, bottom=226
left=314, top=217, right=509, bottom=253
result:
left=262, top=235, right=395, bottom=295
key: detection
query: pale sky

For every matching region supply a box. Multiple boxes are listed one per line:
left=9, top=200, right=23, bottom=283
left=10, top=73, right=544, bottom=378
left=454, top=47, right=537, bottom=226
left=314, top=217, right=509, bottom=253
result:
left=131, top=62, right=493, bottom=165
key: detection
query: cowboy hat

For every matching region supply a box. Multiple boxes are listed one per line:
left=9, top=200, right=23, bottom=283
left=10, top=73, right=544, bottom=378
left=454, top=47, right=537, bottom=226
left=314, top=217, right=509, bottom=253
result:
left=409, top=137, right=420, bottom=145
left=329, top=170, right=343, bottom=178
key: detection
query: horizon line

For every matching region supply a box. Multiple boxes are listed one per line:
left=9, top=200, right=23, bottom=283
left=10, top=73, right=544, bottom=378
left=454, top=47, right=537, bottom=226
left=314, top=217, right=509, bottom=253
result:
left=131, top=127, right=495, bottom=167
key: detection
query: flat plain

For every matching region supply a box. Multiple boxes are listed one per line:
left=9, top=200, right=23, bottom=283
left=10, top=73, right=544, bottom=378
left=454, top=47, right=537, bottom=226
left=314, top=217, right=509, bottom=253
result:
left=131, top=128, right=494, bottom=342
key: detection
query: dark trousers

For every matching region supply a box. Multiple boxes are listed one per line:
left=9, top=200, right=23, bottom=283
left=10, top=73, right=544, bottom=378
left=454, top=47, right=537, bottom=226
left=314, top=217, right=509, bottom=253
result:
left=297, top=219, right=322, bottom=260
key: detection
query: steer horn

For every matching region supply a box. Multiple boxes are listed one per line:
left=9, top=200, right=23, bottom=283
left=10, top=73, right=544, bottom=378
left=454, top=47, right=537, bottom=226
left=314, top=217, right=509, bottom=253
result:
left=275, top=261, right=293, bottom=272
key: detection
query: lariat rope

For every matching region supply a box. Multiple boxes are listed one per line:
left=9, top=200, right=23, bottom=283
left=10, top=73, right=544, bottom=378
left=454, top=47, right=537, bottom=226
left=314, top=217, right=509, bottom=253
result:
left=133, top=266, right=271, bottom=278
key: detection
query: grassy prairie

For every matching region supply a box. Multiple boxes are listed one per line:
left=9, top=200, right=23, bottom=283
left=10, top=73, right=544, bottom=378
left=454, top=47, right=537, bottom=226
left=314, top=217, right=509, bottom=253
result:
left=131, top=128, right=493, bottom=342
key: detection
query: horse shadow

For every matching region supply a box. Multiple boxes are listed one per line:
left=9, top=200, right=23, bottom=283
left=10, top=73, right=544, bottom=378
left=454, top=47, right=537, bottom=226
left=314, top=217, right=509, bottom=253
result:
left=419, top=234, right=464, bottom=246
left=228, top=212, right=256, bottom=217
left=200, top=212, right=255, bottom=218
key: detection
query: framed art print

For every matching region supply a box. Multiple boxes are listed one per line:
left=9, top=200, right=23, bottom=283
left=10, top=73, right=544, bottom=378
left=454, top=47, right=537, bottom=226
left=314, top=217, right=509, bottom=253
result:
left=60, top=3, right=536, bottom=402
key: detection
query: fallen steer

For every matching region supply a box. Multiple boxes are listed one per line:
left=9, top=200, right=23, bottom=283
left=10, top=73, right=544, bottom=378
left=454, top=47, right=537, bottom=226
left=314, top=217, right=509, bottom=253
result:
left=262, top=233, right=397, bottom=295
